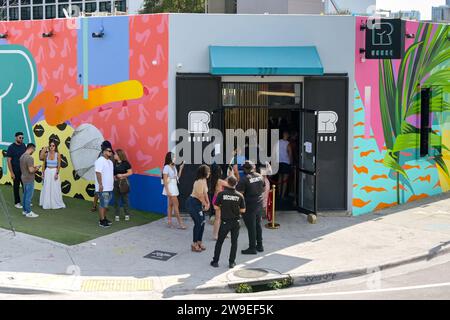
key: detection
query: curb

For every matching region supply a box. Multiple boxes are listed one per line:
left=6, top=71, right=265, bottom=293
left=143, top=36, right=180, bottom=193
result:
left=194, top=244, right=450, bottom=294
left=1, top=245, right=450, bottom=295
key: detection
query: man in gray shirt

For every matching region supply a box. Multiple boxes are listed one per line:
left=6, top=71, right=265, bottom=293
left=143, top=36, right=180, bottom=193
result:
left=20, top=143, right=41, bottom=218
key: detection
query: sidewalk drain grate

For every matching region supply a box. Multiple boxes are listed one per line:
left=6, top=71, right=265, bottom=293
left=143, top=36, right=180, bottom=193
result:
left=81, top=279, right=153, bottom=292
left=233, top=268, right=269, bottom=279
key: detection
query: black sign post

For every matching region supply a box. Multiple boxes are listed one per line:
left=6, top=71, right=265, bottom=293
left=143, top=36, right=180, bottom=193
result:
left=364, top=18, right=405, bottom=60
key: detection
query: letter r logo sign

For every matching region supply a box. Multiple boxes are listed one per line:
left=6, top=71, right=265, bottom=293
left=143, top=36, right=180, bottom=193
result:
left=318, top=111, right=338, bottom=134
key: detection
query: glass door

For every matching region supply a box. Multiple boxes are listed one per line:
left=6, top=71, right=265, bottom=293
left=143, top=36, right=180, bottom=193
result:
left=298, top=109, right=318, bottom=214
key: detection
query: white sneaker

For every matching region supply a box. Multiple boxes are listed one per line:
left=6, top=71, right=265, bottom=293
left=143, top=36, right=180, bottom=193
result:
left=115, top=216, right=120, bottom=222
left=15, top=203, right=23, bottom=209
left=22, top=211, right=27, bottom=216
left=25, top=212, right=39, bottom=218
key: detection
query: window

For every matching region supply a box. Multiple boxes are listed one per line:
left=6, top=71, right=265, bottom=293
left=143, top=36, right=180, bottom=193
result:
left=85, top=2, right=97, bottom=13
left=21, top=0, right=31, bottom=5
left=58, top=4, right=69, bottom=18
left=222, top=83, right=302, bottom=107
left=21, top=6, right=31, bottom=20
left=45, top=4, right=56, bottom=19
left=45, top=0, right=56, bottom=3
left=33, top=5, right=43, bottom=19
left=114, top=0, right=126, bottom=12
left=99, top=1, right=112, bottom=12
left=0, top=7, right=6, bottom=21
left=9, top=7, right=19, bottom=20
left=32, top=0, right=43, bottom=4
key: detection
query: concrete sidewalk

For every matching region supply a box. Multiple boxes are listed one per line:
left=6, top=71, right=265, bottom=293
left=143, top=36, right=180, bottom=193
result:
left=0, top=193, right=449, bottom=297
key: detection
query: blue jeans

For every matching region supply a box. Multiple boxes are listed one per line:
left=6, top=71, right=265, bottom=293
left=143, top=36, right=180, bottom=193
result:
left=23, top=182, right=34, bottom=214
left=187, top=196, right=205, bottom=243
left=97, top=191, right=113, bottom=209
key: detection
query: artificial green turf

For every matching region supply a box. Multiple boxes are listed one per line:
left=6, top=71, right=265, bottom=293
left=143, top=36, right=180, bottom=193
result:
left=0, top=185, right=164, bottom=246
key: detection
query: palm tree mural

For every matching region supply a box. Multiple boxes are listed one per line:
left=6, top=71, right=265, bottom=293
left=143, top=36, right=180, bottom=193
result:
left=379, top=23, right=450, bottom=204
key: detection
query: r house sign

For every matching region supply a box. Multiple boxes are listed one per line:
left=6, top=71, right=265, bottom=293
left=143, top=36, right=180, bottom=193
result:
left=365, top=18, right=405, bottom=59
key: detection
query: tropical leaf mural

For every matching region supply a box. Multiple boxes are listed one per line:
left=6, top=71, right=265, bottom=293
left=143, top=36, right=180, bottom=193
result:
left=378, top=23, right=450, bottom=204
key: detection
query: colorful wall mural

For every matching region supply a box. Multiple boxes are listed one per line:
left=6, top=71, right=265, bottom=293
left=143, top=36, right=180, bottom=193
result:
left=0, top=14, right=169, bottom=213
left=353, top=18, right=450, bottom=215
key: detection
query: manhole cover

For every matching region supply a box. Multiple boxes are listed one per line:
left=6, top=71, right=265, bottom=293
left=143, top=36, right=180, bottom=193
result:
left=233, top=268, right=269, bottom=279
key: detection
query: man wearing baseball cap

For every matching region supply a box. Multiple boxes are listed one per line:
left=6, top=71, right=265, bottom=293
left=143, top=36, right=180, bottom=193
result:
left=237, top=160, right=265, bottom=254
left=95, top=140, right=114, bottom=228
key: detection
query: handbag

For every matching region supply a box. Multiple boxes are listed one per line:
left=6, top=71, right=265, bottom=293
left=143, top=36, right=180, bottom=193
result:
left=119, top=178, right=130, bottom=194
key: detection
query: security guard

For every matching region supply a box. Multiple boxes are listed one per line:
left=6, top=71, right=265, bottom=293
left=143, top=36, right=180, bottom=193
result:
left=210, top=176, right=246, bottom=269
left=237, top=161, right=265, bottom=254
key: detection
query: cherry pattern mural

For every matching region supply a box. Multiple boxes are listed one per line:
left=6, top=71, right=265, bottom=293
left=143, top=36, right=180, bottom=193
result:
left=0, top=14, right=169, bottom=213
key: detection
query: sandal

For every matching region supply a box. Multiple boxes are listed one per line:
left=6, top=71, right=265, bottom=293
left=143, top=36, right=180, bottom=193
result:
left=177, top=224, right=187, bottom=230
left=90, top=206, right=97, bottom=212
left=191, top=244, right=202, bottom=252
left=199, top=244, right=206, bottom=251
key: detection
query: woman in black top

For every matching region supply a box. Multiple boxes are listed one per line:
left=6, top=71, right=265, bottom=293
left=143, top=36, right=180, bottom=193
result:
left=113, top=149, right=133, bottom=221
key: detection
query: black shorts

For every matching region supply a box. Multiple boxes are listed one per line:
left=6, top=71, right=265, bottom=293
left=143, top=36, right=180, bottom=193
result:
left=278, top=162, right=291, bottom=175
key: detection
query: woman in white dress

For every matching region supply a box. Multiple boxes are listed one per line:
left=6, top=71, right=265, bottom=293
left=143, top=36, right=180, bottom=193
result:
left=39, top=140, right=66, bottom=209
left=162, top=152, right=186, bottom=229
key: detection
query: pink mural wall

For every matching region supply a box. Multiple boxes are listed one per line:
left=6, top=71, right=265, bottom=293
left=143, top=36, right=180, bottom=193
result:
left=353, top=17, right=450, bottom=215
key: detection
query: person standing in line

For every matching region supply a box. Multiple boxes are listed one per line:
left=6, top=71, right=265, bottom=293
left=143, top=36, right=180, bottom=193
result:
left=6, top=132, right=27, bottom=209
left=210, top=176, right=246, bottom=269
left=20, top=143, right=41, bottom=218
left=210, top=165, right=229, bottom=240
left=95, top=141, right=114, bottom=228
left=237, top=161, right=265, bottom=255
left=277, top=131, right=293, bottom=200
left=91, top=141, right=112, bottom=213
left=113, top=149, right=133, bottom=222
left=186, top=165, right=210, bottom=252
left=39, top=140, right=66, bottom=210
left=162, top=152, right=186, bottom=229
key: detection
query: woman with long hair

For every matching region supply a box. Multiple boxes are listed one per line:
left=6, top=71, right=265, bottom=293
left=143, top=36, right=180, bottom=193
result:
left=113, top=149, right=133, bottom=221
left=39, top=139, right=66, bottom=209
left=162, top=152, right=186, bottom=229
left=209, top=165, right=229, bottom=240
left=186, top=165, right=210, bottom=252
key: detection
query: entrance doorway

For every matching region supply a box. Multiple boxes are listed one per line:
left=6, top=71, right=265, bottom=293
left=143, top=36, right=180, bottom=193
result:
left=175, top=74, right=348, bottom=214
left=222, top=107, right=302, bottom=211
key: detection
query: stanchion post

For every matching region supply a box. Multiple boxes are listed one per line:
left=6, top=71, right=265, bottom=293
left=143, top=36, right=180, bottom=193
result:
left=266, top=184, right=280, bottom=229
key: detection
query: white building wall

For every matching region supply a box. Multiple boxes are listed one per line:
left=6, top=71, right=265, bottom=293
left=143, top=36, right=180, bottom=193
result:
left=169, top=14, right=357, bottom=211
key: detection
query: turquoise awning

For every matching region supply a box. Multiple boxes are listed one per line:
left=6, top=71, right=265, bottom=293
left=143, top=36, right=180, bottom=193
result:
left=209, top=46, right=324, bottom=76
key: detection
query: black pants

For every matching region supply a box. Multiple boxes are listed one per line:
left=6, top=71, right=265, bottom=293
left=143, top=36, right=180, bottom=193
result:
left=243, top=208, right=263, bottom=250
left=113, top=181, right=129, bottom=216
left=13, top=170, right=23, bottom=205
left=213, top=219, right=240, bottom=264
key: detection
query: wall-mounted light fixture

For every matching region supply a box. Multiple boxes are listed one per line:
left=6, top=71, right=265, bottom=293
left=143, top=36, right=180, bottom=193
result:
left=42, top=31, right=53, bottom=38
left=92, top=27, right=104, bottom=38
left=359, top=48, right=366, bottom=63
left=0, top=32, right=8, bottom=39
left=406, top=33, right=415, bottom=39
left=360, top=23, right=368, bottom=31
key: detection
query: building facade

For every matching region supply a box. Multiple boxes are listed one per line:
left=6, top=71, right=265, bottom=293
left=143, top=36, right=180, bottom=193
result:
left=432, top=3, right=450, bottom=23
left=0, top=0, right=128, bottom=21
left=0, top=14, right=448, bottom=216
left=207, top=0, right=376, bottom=15
left=390, top=10, right=421, bottom=21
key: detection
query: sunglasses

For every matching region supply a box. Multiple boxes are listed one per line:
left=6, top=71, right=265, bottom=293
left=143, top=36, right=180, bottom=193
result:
left=17, top=136, right=24, bottom=140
